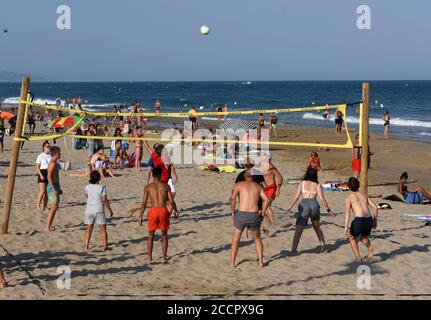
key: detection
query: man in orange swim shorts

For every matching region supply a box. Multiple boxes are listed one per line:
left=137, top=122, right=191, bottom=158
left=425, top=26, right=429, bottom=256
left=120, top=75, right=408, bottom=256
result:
left=139, top=167, right=178, bottom=263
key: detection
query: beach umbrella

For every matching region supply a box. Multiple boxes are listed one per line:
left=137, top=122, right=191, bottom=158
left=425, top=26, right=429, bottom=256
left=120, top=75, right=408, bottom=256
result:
left=47, top=115, right=87, bottom=128
left=219, top=119, right=257, bottom=132
left=0, top=111, right=15, bottom=120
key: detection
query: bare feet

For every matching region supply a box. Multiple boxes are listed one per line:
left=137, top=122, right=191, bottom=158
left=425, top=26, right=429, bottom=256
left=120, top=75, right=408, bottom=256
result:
left=44, top=226, right=52, bottom=232
left=258, top=261, right=264, bottom=268
left=128, top=208, right=135, bottom=217
left=103, top=246, right=109, bottom=252
left=367, top=246, right=374, bottom=262
left=162, top=257, right=168, bottom=264
left=0, top=280, right=7, bottom=288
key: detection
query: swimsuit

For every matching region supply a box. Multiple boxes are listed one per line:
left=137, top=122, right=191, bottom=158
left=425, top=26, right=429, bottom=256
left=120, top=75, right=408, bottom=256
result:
left=296, top=181, right=321, bottom=225
left=349, top=216, right=373, bottom=238
left=234, top=211, right=262, bottom=231
left=264, top=184, right=277, bottom=200
left=384, top=120, right=390, bottom=126
left=148, top=207, right=170, bottom=231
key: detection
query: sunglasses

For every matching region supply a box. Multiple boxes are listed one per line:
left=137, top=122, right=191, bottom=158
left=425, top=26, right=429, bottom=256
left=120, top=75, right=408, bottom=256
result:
left=45, top=146, right=51, bottom=149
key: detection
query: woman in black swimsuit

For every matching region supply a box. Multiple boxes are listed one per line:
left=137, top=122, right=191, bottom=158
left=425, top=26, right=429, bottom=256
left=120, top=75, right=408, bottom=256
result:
left=383, top=111, right=390, bottom=139
left=335, top=109, right=343, bottom=134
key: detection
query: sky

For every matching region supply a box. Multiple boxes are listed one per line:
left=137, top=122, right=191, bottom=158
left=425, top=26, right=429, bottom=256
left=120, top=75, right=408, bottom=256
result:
left=0, top=0, right=430, bottom=81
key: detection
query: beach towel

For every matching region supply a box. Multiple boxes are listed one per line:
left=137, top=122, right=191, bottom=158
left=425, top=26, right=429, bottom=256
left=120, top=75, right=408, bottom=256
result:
left=322, top=181, right=349, bottom=192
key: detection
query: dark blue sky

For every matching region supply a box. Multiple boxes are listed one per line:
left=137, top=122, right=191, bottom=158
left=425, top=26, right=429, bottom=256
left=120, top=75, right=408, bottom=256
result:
left=1, top=0, right=430, bottom=81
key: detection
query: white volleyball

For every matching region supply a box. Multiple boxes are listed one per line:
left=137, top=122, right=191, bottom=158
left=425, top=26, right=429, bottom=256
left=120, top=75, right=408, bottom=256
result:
left=200, top=25, right=210, bottom=35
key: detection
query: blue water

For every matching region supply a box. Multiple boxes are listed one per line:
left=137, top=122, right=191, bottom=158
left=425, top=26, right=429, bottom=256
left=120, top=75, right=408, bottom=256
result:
left=1, top=81, right=430, bottom=142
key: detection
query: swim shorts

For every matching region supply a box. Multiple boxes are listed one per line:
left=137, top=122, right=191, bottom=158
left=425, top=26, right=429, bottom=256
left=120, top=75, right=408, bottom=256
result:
left=296, top=199, right=320, bottom=226
left=271, top=123, right=277, bottom=129
left=234, top=211, right=262, bottom=231
left=85, top=212, right=107, bottom=225
left=47, top=182, right=61, bottom=205
left=352, top=159, right=361, bottom=172
left=349, top=216, right=374, bottom=238
left=37, top=169, right=48, bottom=184
left=264, top=184, right=277, bottom=200
left=148, top=207, right=170, bottom=231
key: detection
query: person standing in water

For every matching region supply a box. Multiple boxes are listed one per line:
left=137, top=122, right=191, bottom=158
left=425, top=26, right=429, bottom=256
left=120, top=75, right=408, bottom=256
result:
left=139, top=167, right=179, bottom=264
left=155, top=100, right=161, bottom=114
left=286, top=166, right=335, bottom=253
left=335, top=109, right=343, bottom=134
left=344, top=177, right=379, bottom=262
left=383, top=111, right=390, bottom=139
left=230, top=169, right=270, bottom=268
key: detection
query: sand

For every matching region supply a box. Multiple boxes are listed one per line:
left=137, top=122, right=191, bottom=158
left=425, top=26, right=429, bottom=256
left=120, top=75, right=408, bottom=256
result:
left=0, top=120, right=430, bottom=300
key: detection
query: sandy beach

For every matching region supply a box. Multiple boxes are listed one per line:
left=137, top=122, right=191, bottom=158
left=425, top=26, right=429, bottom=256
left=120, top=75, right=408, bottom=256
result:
left=0, top=120, right=430, bottom=300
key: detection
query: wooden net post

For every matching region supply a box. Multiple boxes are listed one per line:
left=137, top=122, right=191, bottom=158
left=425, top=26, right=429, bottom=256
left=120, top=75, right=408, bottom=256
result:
left=1, top=77, right=30, bottom=235
left=360, top=82, right=370, bottom=194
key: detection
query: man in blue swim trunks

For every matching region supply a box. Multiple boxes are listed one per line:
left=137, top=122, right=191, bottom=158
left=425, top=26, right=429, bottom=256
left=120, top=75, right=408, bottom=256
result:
left=45, top=146, right=63, bottom=232
left=344, top=177, right=379, bottom=262
left=230, top=169, right=270, bottom=268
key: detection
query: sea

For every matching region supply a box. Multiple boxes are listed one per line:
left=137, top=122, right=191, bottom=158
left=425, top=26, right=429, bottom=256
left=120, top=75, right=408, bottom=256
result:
left=0, top=81, right=430, bottom=143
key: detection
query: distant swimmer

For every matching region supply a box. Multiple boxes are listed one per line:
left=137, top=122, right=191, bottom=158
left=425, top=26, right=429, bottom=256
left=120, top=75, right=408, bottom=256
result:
left=230, top=169, right=270, bottom=267
left=344, top=177, right=379, bottom=262
left=155, top=100, right=161, bottom=114
left=322, top=108, right=329, bottom=120
left=383, top=111, right=390, bottom=139
left=334, top=109, right=343, bottom=134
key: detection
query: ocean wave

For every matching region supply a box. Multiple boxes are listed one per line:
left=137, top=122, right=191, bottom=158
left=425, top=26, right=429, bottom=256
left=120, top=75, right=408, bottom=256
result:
left=302, top=113, right=431, bottom=128
left=419, top=132, right=431, bottom=136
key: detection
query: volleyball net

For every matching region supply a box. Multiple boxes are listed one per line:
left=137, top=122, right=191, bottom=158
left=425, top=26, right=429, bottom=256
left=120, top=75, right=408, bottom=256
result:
left=15, top=95, right=360, bottom=149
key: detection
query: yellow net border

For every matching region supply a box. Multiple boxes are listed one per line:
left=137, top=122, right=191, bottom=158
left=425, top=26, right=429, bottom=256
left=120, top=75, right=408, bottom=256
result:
left=15, top=99, right=355, bottom=148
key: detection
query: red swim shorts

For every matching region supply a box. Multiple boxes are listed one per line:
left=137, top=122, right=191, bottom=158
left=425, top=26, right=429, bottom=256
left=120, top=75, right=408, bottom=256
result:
left=148, top=208, right=170, bottom=231
left=352, top=159, right=361, bottom=172
left=264, top=184, right=277, bottom=200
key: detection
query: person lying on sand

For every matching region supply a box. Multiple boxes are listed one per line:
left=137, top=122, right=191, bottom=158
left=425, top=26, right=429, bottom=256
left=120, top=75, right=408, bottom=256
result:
left=230, top=169, right=270, bottom=268
left=0, top=264, right=7, bottom=288
left=344, top=177, right=379, bottom=262
left=139, top=167, right=178, bottom=264
left=398, top=172, right=431, bottom=202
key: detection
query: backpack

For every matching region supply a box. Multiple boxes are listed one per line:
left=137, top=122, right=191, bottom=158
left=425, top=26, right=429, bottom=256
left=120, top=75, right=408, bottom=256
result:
left=404, top=192, right=424, bottom=205
left=127, top=152, right=136, bottom=168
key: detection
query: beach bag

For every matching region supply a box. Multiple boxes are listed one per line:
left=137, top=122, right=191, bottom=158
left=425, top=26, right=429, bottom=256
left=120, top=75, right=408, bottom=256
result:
left=404, top=192, right=424, bottom=205
left=127, top=153, right=136, bottom=168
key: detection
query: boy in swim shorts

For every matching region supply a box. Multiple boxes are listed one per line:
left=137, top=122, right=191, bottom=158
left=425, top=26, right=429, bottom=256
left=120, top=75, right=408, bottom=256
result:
left=45, top=146, right=62, bottom=232
left=344, top=177, right=379, bottom=262
left=139, top=167, right=178, bottom=263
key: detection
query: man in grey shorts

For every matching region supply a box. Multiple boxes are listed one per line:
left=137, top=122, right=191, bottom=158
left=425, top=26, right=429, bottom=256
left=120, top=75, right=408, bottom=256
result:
left=230, top=169, right=270, bottom=267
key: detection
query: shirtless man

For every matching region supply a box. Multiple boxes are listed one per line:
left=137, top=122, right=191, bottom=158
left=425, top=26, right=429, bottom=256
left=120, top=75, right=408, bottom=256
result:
left=261, top=152, right=283, bottom=225
left=0, top=264, right=6, bottom=288
left=344, top=177, right=379, bottom=262
left=45, top=146, right=63, bottom=232
left=230, top=170, right=270, bottom=268
left=139, top=167, right=178, bottom=264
